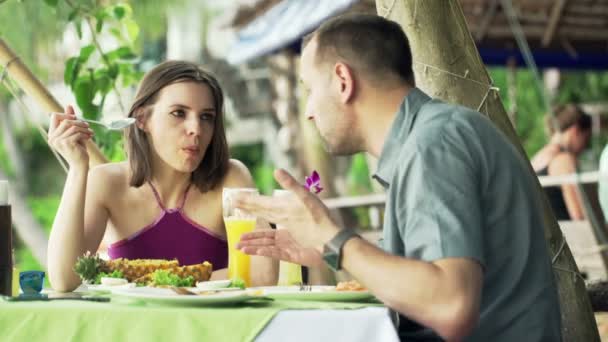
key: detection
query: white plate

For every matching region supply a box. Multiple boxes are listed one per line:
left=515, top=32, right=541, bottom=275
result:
left=84, top=282, right=137, bottom=292
left=111, top=286, right=268, bottom=306
left=250, top=286, right=374, bottom=302
left=196, top=280, right=233, bottom=290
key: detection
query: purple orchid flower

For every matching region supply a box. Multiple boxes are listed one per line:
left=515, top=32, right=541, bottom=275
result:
left=305, top=170, right=323, bottom=194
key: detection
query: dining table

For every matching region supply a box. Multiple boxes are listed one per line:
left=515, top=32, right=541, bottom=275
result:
left=0, top=285, right=401, bottom=342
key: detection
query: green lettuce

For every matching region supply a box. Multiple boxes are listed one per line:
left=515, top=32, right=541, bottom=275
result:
left=150, top=270, right=194, bottom=287
left=94, top=270, right=124, bottom=284
left=228, top=277, right=246, bottom=289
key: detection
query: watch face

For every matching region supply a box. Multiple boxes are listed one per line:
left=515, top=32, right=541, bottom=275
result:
left=323, top=249, right=340, bottom=271
left=323, top=228, right=359, bottom=271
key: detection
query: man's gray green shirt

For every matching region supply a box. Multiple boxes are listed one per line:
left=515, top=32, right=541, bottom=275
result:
left=374, top=88, right=561, bottom=341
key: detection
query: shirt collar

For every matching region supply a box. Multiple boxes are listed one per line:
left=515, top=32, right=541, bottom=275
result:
left=373, top=88, right=432, bottom=187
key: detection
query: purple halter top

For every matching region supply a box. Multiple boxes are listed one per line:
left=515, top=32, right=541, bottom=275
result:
left=107, top=182, right=228, bottom=268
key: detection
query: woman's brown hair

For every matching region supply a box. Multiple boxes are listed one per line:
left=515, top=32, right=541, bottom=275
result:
left=124, top=60, right=229, bottom=192
left=545, top=104, right=592, bottom=136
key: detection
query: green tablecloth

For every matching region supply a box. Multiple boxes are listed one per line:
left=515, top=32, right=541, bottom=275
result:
left=0, top=295, right=381, bottom=342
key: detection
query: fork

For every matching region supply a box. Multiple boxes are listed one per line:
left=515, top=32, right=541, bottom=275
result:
left=169, top=286, right=197, bottom=295
left=299, top=284, right=312, bottom=292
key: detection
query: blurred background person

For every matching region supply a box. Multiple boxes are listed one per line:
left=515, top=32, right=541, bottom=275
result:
left=531, top=104, right=592, bottom=220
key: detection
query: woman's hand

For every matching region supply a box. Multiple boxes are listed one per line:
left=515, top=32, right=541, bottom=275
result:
left=47, top=105, right=94, bottom=168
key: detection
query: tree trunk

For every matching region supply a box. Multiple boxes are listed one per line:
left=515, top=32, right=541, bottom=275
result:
left=0, top=169, right=48, bottom=267
left=0, top=38, right=107, bottom=168
left=376, top=0, right=599, bottom=340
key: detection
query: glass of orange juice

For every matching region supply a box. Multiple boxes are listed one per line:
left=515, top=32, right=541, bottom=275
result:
left=223, top=188, right=259, bottom=288
left=273, top=190, right=303, bottom=286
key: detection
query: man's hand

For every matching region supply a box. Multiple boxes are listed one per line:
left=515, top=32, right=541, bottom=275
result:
left=234, top=169, right=341, bottom=251
left=237, top=230, right=324, bottom=267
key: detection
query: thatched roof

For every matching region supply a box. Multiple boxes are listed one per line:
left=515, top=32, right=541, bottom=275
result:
left=229, top=0, right=608, bottom=53
left=461, top=0, right=608, bottom=53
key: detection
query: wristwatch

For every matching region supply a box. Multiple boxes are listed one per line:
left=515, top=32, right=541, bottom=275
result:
left=322, top=228, right=360, bottom=271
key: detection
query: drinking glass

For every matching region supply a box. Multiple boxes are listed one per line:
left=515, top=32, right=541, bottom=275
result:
left=273, top=189, right=303, bottom=286
left=223, top=188, right=259, bottom=287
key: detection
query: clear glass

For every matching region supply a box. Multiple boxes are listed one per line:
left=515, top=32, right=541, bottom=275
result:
left=223, top=188, right=259, bottom=287
left=273, top=189, right=303, bottom=286
left=12, top=267, right=19, bottom=296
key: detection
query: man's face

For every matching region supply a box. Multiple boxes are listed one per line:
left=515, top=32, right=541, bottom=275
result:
left=299, top=40, right=359, bottom=155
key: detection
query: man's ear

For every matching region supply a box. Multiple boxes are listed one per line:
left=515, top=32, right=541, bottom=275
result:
left=334, top=62, right=355, bottom=104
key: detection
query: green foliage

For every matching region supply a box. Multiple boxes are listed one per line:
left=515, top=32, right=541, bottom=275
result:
left=0, top=131, right=14, bottom=178
left=13, top=195, right=60, bottom=286
left=231, top=143, right=278, bottom=194
left=0, top=0, right=70, bottom=102
left=253, top=164, right=278, bottom=195
left=59, top=1, right=144, bottom=160
left=346, top=153, right=372, bottom=195
left=15, top=127, right=66, bottom=195
left=345, top=154, right=373, bottom=229
left=27, top=195, right=61, bottom=231
left=556, top=71, right=608, bottom=104
left=489, top=68, right=545, bottom=156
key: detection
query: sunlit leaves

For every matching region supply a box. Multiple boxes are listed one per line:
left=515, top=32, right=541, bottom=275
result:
left=61, top=1, right=143, bottom=160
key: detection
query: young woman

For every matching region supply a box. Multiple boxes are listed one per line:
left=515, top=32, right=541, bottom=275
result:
left=47, top=61, right=276, bottom=291
left=531, top=104, right=592, bottom=220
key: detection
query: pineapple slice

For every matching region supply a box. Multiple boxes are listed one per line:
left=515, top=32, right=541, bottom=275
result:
left=133, top=261, right=213, bottom=286
left=74, top=253, right=213, bottom=285
left=100, top=258, right=179, bottom=282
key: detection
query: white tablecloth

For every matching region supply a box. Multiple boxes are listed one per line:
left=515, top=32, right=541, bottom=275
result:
left=256, top=307, right=400, bottom=341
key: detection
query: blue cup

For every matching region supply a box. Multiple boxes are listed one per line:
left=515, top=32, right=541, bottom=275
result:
left=19, top=271, right=45, bottom=295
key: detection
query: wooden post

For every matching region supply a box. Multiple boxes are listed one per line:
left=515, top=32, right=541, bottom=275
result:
left=0, top=204, right=12, bottom=296
left=0, top=38, right=108, bottom=167
left=376, top=0, right=600, bottom=340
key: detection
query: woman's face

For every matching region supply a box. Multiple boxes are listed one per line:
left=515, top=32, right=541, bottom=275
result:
left=571, top=126, right=591, bottom=155
left=141, top=81, right=217, bottom=173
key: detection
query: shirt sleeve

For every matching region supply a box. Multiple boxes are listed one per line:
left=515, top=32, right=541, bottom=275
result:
left=599, top=146, right=608, bottom=218
left=393, top=130, right=485, bottom=267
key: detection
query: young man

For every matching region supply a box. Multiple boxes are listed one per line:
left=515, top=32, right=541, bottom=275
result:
left=236, top=14, right=561, bottom=341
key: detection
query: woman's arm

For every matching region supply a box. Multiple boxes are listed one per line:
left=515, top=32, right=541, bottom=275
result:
left=47, top=165, right=111, bottom=292
left=209, top=268, right=228, bottom=280
left=549, top=152, right=585, bottom=220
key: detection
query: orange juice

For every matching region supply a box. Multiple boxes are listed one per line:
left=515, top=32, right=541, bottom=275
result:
left=225, top=217, right=256, bottom=287
left=278, top=260, right=303, bottom=286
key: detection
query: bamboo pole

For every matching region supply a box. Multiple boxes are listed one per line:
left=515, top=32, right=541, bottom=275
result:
left=376, top=0, right=600, bottom=340
left=0, top=38, right=108, bottom=167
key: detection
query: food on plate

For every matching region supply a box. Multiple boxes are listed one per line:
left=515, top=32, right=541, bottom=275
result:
left=100, top=277, right=128, bottom=286
left=196, top=279, right=232, bottom=290
left=336, top=280, right=367, bottom=291
left=227, top=277, right=246, bottom=289
left=74, top=252, right=212, bottom=286
left=135, top=269, right=194, bottom=287
left=94, top=270, right=124, bottom=285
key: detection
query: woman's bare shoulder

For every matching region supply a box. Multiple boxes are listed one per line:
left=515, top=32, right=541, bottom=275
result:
left=88, top=162, right=130, bottom=194
left=548, top=152, right=577, bottom=174
left=221, top=159, right=254, bottom=188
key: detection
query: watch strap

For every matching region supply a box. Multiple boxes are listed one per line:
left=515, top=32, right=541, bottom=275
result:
left=323, top=228, right=360, bottom=271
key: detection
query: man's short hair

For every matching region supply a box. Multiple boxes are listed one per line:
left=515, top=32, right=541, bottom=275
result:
left=303, top=14, right=414, bottom=86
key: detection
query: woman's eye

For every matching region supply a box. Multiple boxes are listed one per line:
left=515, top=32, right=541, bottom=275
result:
left=170, top=109, right=185, bottom=117
left=200, top=113, right=215, bottom=121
